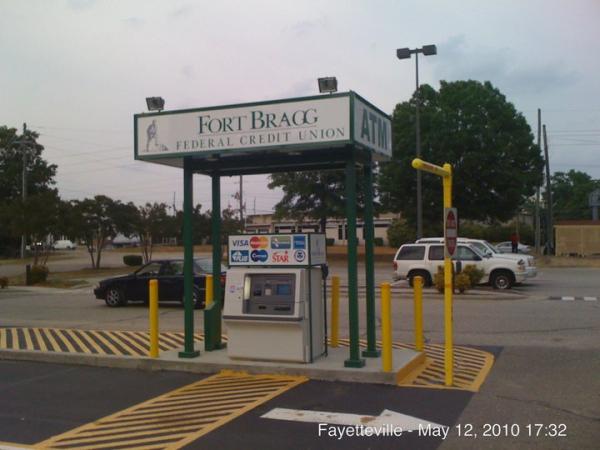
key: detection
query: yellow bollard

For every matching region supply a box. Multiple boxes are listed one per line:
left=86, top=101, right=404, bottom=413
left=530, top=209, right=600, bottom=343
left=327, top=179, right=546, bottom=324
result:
left=413, top=276, right=424, bottom=351
left=330, top=276, right=340, bottom=347
left=381, top=282, right=392, bottom=372
left=149, top=279, right=159, bottom=358
left=205, top=274, right=214, bottom=308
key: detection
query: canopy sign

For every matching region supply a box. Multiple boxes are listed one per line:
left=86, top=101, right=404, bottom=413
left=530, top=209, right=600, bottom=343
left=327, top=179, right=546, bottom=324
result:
left=135, top=92, right=391, bottom=167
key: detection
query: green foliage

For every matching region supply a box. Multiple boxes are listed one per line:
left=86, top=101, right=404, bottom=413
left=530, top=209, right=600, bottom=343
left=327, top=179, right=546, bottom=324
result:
left=133, top=202, right=171, bottom=263
left=433, top=266, right=445, bottom=293
left=387, top=219, right=416, bottom=248
left=455, top=272, right=471, bottom=293
left=268, top=170, right=372, bottom=232
left=460, top=221, right=534, bottom=244
left=0, top=277, right=8, bottom=289
left=551, top=170, right=600, bottom=220
left=326, top=238, right=335, bottom=246
left=123, top=255, right=143, bottom=266
left=462, top=264, right=485, bottom=286
left=374, top=237, right=384, bottom=247
left=378, top=80, right=544, bottom=226
left=29, top=265, right=49, bottom=284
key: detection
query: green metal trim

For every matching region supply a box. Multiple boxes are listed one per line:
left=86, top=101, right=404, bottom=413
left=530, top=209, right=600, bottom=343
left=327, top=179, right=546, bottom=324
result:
left=133, top=92, right=352, bottom=119
left=344, top=151, right=365, bottom=369
left=362, top=156, right=380, bottom=358
left=179, top=156, right=200, bottom=359
left=349, top=92, right=355, bottom=144
left=133, top=116, right=138, bottom=160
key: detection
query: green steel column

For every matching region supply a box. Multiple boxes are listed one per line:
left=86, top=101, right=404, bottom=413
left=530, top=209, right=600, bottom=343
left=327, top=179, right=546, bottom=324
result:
left=204, top=172, right=225, bottom=351
left=362, top=158, right=380, bottom=357
left=179, top=157, right=199, bottom=358
left=344, top=152, right=365, bottom=368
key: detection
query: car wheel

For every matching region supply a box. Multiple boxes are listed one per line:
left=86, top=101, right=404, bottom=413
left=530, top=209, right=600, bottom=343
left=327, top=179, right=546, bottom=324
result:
left=409, top=271, right=432, bottom=287
left=491, top=271, right=513, bottom=290
left=105, top=288, right=126, bottom=307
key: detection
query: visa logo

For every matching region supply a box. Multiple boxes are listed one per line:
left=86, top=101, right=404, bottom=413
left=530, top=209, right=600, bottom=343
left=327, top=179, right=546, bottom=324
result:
left=232, top=239, right=249, bottom=247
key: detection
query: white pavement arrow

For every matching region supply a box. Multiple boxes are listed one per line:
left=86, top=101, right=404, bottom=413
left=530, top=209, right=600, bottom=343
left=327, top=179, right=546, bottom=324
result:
left=262, top=407, right=448, bottom=432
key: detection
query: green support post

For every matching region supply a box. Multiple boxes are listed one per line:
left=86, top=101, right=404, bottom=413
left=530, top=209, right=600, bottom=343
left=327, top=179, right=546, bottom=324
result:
left=344, top=152, right=365, bottom=368
left=179, top=157, right=200, bottom=358
left=362, top=158, right=380, bottom=358
left=204, top=172, right=225, bottom=351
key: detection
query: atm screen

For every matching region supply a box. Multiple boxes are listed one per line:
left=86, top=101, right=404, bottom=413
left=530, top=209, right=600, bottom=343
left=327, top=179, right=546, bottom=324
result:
left=243, top=273, right=296, bottom=315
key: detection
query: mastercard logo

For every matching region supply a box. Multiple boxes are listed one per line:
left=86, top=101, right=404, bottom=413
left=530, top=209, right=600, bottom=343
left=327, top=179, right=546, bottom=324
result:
left=250, top=236, right=269, bottom=249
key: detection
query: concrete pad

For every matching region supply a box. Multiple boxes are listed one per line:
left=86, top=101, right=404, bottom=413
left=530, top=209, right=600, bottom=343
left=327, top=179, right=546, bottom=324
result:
left=0, top=346, right=424, bottom=386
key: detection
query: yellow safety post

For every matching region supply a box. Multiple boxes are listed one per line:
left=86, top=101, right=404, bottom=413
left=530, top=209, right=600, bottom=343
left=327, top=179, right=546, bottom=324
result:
left=330, top=276, right=340, bottom=347
left=412, top=158, right=454, bottom=386
left=149, top=279, right=159, bottom=358
left=413, top=275, right=424, bottom=351
left=205, top=275, right=214, bottom=308
left=381, top=282, right=392, bottom=372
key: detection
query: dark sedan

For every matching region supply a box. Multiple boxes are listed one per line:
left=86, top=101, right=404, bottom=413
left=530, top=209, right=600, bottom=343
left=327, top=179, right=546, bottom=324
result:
left=94, top=258, right=226, bottom=308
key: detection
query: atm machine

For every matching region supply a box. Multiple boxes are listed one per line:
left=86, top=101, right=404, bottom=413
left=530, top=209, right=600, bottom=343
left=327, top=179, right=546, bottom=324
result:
left=223, top=233, right=327, bottom=363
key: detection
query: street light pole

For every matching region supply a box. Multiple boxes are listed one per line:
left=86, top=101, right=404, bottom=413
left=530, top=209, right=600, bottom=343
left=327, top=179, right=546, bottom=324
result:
left=397, top=44, right=437, bottom=239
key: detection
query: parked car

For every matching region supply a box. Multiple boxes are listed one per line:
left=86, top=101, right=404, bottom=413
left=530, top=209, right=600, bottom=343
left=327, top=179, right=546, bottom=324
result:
left=416, top=237, right=537, bottom=279
left=495, top=241, right=531, bottom=254
left=52, top=239, right=77, bottom=250
left=93, top=258, right=226, bottom=308
left=392, top=242, right=528, bottom=289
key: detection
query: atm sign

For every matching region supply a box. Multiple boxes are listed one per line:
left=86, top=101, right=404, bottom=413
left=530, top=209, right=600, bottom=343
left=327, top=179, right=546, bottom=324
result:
left=250, top=236, right=268, bottom=249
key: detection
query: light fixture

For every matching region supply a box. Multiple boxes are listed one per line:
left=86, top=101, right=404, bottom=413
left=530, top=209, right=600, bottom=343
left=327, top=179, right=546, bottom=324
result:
left=318, top=77, right=338, bottom=94
left=146, top=97, right=165, bottom=112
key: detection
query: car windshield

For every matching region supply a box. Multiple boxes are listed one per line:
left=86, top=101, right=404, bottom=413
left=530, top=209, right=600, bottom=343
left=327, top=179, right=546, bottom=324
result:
left=470, top=242, right=492, bottom=255
left=468, top=244, right=487, bottom=258
left=194, top=258, right=227, bottom=274
left=482, top=241, right=500, bottom=254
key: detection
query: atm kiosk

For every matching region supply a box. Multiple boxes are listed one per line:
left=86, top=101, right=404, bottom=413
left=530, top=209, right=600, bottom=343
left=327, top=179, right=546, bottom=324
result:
left=223, top=233, right=327, bottom=363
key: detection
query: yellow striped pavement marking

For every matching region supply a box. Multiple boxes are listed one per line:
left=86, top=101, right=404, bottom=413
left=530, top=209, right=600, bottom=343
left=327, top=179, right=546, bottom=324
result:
left=0, top=327, right=494, bottom=391
left=36, top=370, right=307, bottom=450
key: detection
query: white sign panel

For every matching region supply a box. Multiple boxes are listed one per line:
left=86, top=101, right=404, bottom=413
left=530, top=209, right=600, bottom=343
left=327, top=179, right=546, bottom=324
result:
left=353, top=96, right=392, bottom=159
left=136, top=96, right=350, bottom=157
left=228, top=234, right=326, bottom=266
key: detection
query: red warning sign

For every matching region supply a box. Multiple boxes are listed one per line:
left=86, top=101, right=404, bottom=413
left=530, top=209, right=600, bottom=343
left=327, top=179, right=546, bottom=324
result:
left=444, top=208, right=458, bottom=257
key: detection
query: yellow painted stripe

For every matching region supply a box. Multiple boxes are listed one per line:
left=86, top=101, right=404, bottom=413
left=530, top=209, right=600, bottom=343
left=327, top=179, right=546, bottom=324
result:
left=73, top=329, right=105, bottom=354
left=10, top=328, right=18, bottom=349
left=86, top=330, right=121, bottom=355
left=41, top=328, right=62, bottom=352
left=64, top=329, right=93, bottom=354
left=21, top=329, right=35, bottom=350
left=0, top=329, right=6, bottom=348
left=53, top=329, right=77, bottom=353
left=111, top=331, right=147, bottom=355
left=38, top=371, right=306, bottom=450
left=32, top=328, right=48, bottom=352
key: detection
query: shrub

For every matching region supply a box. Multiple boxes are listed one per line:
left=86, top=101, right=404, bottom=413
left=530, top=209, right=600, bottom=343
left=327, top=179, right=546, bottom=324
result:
left=433, top=266, right=445, bottom=293
left=462, top=264, right=485, bottom=286
left=387, top=219, right=416, bottom=248
left=325, top=238, right=335, bottom=246
left=374, top=237, right=384, bottom=247
left=455, top=272, right=471, bottom=293
left=123, top=255, right=143, bottom=266
left=0, top=277, right=8, bottom=289
left=30, top=266, right=49, bottom=284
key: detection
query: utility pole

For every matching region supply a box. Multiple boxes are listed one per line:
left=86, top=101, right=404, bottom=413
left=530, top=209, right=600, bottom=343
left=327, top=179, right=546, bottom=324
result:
left=239, top=175, right=244, bottom=226
left=535, top=109, right=541, bottom=254
left=543, top=125, right=554, bottom=254
left=20, top=123, right=28, bottom=259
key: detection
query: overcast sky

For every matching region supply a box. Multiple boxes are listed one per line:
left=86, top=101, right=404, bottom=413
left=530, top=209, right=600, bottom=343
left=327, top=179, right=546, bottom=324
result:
left=1, top=0, right=599, bottom=215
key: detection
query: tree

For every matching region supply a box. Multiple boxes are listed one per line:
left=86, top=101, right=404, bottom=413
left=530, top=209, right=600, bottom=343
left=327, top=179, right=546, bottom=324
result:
left=551, top=170, right=600, bottom=220
left=0, top=125, right=57, bottom=257
left=378, top=80, right=544, bottom=228
left=134, top=202, right=171, bottom=263
left=70, top=196, right=138, bottom=269
left=268, top=170, right=370, bottom=232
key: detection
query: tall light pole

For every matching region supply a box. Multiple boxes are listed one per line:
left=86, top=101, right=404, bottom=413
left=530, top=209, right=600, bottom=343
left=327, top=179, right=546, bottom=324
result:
left=396, top=44, right=437, bottom=239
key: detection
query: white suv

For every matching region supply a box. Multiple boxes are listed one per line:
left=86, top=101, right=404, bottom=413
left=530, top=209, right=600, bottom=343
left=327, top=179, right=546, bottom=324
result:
left=417, top=237, right=537, bottom=279
left=393, top=242, right=528, bottom=289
